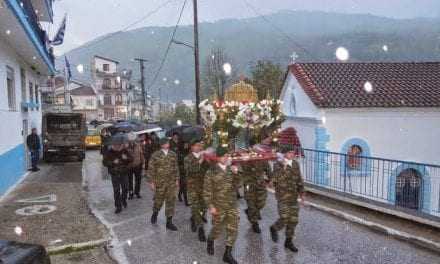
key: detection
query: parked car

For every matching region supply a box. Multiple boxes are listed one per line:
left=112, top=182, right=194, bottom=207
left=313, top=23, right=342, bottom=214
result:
left=85, top=128, right=102, bottom=148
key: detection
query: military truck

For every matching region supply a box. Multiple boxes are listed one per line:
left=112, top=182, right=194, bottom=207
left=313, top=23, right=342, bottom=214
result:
left=42, top=112, right=86, bottom=161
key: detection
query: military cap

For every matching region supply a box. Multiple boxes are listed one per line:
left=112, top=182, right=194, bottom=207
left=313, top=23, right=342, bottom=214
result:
left=159, top=137, right=169, bottom=146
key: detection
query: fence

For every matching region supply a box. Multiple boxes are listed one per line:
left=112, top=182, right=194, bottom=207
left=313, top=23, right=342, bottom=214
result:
left=298, top=148, right=440, bottom=217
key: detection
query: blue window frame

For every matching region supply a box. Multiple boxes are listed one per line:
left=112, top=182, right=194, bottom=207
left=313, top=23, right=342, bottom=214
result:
left=341, top=138, right=372, bottom=177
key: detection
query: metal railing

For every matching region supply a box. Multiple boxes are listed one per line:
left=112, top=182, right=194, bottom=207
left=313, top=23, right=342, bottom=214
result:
left=15, top=0, right=55, bottom=64
left=298, top=148, right=440, bottom=217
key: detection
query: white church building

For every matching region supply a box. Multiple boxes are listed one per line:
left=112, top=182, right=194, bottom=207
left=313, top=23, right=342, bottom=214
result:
left=280, top=62, right=440, bottom=217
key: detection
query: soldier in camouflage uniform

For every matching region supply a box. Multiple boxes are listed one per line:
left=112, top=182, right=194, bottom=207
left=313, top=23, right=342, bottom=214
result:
left=184, top=140, right=209, bottom=241
left=241, top=160, right=269, bottom=233
left=147, top=137, right=179, bottom=231
left=269, top=149, right=305, bottom=252
left=204, top=148, right=240, bottom=264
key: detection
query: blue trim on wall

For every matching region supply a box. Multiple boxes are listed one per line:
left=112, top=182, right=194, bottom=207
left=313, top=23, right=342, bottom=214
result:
left=0, top=144, right=26, bottom=196
left=388, top=164, right=431, bottom=213
left=341, top=138, right=372, bottom=177
left=313, top=127, right=330, bottom=186
left=4, top=0, right=55, bottom=74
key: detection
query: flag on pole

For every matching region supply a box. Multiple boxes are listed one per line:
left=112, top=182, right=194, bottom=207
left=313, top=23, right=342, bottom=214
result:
left=50, top=14, right=67, bottom=46
left=65, top=56, right=72, bottom=81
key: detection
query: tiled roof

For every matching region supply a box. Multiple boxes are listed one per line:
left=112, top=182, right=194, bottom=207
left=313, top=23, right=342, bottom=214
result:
left=289, top=62, right=440, bottom=108
left=70, top=86, right=96, bottom=96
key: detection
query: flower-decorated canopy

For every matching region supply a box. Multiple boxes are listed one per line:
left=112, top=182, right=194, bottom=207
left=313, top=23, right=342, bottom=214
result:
left=224, top=80, right=258, bottom=103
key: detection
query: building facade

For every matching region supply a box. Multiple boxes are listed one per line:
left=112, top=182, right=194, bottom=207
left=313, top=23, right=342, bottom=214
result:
left=70, top=85, right=98, bottom=122
left=91, top=55, right=131, bottom=121
left=280, top=62, right=440, bottom=217
left=0, top=0, right=56, bottom=195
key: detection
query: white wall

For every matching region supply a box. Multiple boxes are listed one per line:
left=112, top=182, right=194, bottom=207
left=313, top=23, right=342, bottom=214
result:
left=323, top=108, right=440, bottom=165
left=93, top=57, right=117, bottom=73
left=0, top=37, right=42, bottom=154
left=282, top=117, right=318, bottom=150
left=280, top=73, right=320, bottom=119
left=71, top=95, right=97, bottom=111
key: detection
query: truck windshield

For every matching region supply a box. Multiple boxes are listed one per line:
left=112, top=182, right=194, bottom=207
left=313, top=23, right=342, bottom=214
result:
left=47, top=116, right=81, bottom=133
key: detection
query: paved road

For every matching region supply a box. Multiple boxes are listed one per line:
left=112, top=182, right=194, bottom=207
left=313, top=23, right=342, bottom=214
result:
left=85, top=150, right=440, bottom=264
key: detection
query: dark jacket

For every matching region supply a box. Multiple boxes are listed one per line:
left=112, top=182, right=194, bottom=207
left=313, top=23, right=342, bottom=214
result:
left=103, top=148, right=133, bottom=175
left=26, top=134, right=40, bottom=151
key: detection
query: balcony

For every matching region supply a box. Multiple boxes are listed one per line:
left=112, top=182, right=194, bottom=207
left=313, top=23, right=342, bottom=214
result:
left=95, top=70, right=119, bottom=78
left=3, top=0, right=55, bottom=73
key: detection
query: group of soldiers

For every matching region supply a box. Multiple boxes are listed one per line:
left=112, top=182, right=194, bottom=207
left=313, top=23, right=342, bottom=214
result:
left=102, top=130, right=304, bottom=264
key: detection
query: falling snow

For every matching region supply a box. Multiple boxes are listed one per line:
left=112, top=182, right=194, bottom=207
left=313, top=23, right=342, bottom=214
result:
left=335, top=47, right=349, bottom=61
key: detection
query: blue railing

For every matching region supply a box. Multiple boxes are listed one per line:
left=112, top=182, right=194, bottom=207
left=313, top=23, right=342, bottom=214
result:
left=298, top=148, right=440, bottom=217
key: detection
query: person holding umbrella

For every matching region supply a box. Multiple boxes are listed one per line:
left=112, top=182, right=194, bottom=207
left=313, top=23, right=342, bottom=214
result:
left=148, top=137, right=179, bottom=231
left=103, top=134, right=133, bottom=214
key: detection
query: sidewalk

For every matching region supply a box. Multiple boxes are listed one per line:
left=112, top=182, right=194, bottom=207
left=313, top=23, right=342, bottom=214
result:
left=0, top=161, right=114, bottom=263
left=304, top=192, right=440, bottom=253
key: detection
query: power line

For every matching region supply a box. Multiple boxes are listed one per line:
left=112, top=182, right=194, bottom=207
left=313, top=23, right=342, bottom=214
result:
left=241, top=0, right=319, bottom=62
left=146, top=0, right=188, bottom=92
left=66, top=0, right=178, bottom=54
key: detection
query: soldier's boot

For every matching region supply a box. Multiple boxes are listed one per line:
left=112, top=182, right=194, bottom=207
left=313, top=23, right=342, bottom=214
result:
left=128, top=192, right=134, bottom=200
left=166, top=217, right=178, bottom=231
left=222, top=246, right=238, bottom=264
left=198, top=227, right=206, bottom=242
left=270, top=226, right=278, bottom=242
left=202, top=212, right=208, bottom=223
left=150, top=210, right=159, bottom=224
left=115, top=207, right=122, bottom=214
left=190, top=217, right=197, bottom=232
left=251, top=222, right=261, bottom=234
left=183, top=191, right=190, bottom=207
left=207, top=239, right=214, bottom=255
left=178, top=191, right=183, bottom=202
left=284, top=238, right=298, bottom=252
left=122, top=200, right=127, bottom=208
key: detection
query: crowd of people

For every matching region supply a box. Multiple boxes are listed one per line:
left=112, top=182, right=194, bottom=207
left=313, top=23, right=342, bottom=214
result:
left=101, top=131, right=305, bottom=264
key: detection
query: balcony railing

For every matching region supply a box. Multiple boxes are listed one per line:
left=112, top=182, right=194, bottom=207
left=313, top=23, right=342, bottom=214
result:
left=297, top=148, right=440, bottom=218
left=14, top=0, right=55, bottom=65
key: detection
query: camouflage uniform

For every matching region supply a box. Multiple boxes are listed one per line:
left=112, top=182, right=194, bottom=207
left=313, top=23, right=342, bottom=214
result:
left=184, top=153, right=209, bottom=227
left=204, top=164, right=241, bottom=246
left=148, top=149, right=179, bottom=217
left=241, top=161, right=269, bottom=223
left=270, top=160, right=304, bottom=239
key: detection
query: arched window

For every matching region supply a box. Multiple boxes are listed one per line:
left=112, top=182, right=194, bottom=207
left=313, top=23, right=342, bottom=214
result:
left=341, top=138, right=371, bottom=177
left=348, top=145, right=362, bottom=169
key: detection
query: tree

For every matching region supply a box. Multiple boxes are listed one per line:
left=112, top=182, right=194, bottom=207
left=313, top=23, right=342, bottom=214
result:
left=202, top=47, right=235, bottom=100
left=250, top=60, right=285, bottom=99
left=174, top=104, right=196, bottom=125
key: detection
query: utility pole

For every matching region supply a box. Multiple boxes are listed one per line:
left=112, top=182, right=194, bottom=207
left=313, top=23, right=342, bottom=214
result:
left=134, top=58, right=148, bottom=119
left=193, top=0, right=201, bottom=125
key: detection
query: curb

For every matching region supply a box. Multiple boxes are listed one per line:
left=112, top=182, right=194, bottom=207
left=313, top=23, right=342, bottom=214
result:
left=305, top=201, right=440, bottom=254
left=82, top=153, right=131, bottom=264
left=47, top=238, right=110, bottom=255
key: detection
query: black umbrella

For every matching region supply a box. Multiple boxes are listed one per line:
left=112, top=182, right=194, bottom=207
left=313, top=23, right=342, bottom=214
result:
left=181, top=126, right=205, bottom=142
left=165, top=124, right=192, bottom=137
left=108, top=122, right=137, bottom=134
left=109, top=133, right=128, bottom=145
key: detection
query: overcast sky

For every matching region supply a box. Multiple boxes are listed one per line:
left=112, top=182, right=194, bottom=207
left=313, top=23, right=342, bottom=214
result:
left=49, top=0, right=440, bottom=55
